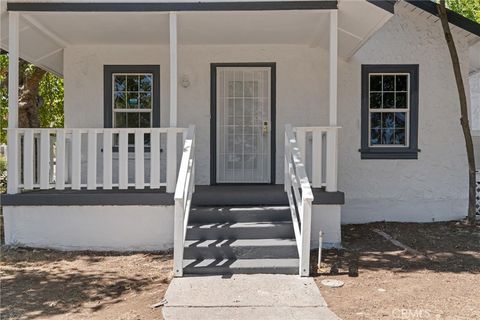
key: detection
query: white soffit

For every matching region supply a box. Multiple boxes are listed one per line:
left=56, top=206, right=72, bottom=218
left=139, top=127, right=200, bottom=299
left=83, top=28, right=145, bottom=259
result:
left=0, top=11, right=64, bottom=76
left=0, top=0, right=396, bottom=75
left=179, top=10, right=330, bottom=46
left=338, top=0, right=393, bottom=59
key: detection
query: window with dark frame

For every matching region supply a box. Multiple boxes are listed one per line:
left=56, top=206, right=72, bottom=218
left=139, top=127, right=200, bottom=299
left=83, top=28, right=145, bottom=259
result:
left=104, top=65, right=160, bottom=148
left=361, top=65, right=419, bottom=159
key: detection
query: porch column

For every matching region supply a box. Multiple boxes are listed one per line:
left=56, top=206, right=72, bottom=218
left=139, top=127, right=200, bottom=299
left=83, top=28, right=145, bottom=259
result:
left=169, top=12, right=178, bottom=127
left=7, top=12, right=20, bottom=194
left=167, top=12, right=178, bottom=193
left=329, top=10, right=338, bottom=126
left=326, top=10, right=338, bottom=192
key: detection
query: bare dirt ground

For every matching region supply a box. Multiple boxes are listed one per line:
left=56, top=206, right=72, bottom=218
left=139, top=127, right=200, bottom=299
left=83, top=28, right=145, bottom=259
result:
left=313, top=221, right=480, bottom=320
left=1, top=222, right=479, bottom=320
left=0, top=249, right=173, bottom=320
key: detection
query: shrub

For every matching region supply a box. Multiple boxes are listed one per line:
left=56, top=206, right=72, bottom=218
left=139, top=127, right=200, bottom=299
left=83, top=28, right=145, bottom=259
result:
left=0, top=155, right=6, bottom=193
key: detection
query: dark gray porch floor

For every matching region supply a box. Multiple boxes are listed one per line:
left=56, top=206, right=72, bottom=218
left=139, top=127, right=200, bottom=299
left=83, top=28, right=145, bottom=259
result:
left=1, top=185, right=344, bottom=206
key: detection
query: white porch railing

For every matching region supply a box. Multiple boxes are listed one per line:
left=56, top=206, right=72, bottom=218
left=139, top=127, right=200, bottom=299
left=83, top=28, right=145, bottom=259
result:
left=173, top=125, right=196, bottom=277
left=285, top=124, right=340, bottom=276
left=6, top=127, right=186, bottom=193
left=293, top=126, right=339, bottom=192
left=284, top=124, right=314, bottom=277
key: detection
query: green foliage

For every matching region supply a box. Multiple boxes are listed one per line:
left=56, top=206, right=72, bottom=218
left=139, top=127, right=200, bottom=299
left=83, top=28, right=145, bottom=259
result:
left=446, top=0, right=480, bottom=23
left=0, top=155, right=6, bottom=193
left=0, top=55, right=8, bottom=145
left=0, top=53, right=64, bottom=144
left=39, top=73, right=64, bottom=128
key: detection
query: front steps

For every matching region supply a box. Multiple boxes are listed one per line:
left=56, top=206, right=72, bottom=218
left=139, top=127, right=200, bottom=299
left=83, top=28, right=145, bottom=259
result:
left=183, top=206, right=299, bottom=275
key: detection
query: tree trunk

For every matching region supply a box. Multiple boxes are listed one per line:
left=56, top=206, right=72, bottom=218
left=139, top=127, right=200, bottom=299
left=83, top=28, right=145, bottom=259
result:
left=18, top=63, right=46, bottom=128
left=437, top=0, right=477, bottom=225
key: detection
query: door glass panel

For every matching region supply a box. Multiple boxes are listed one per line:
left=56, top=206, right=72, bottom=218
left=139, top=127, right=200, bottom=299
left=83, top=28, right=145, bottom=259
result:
left=216, top=67, right=271, bottom=183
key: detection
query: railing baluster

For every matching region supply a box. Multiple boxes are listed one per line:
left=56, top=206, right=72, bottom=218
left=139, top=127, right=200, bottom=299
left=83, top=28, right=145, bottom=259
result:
left=135, top=130, right=145, bottom=189
left=23, top=130, right=34, bottom=190
left=325, top=128, right=338, bottom=192
left=166, top=129, right=177, bottom=193
left=296, top=129, right=306, bottom=163
left=150, top=130, right=161, bottom=189
left=56, top=129, right=66, bottom=190
left=118, top=130, right=128, bottom=189
left=39, top=130, right=50, bottom=189
left=312, top=129, right=323, bottom=188
left=103, top=130, right=113, bottom=189
left=71, top=130, right=82, bottom=190
left=87, top=130, right=97, bottom=190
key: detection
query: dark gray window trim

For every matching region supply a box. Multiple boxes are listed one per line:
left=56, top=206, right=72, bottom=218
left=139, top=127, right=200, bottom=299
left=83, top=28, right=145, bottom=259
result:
left=103, top=65, right=160, bottom=128
left=360, top=64, right=419, bottom=160
left=7, top=1, right=338, bottom=12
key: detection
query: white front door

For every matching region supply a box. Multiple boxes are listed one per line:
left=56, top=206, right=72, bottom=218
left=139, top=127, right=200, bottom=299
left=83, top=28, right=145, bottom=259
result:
left=216, top=66, right=272, bottom=183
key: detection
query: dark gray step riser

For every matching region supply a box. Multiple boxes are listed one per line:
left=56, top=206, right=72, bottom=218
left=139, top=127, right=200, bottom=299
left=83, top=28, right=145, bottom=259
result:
left=185, top=225, right=294, bottom=240
left=184, top=245, right=299, bottom=260
left=183, top=266, right=298, bottom=275
left=189, top=210, right=291, bottom=224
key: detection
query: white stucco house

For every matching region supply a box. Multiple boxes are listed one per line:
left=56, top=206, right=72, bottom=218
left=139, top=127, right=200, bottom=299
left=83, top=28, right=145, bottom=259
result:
left=1, top=0, right=479, bottom=276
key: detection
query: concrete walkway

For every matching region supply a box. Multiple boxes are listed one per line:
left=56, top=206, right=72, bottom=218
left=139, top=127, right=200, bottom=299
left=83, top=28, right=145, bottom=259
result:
left=162, top=274, right=340, bottom=320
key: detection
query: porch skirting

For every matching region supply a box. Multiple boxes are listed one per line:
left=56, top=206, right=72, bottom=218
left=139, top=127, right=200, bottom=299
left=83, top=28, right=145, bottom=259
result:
left=3, top=205, right=175, bottom=251
left=1, top=185, right=344, bottom=251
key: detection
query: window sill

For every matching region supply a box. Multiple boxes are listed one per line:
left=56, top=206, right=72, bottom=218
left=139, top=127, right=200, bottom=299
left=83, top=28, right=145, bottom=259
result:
left=360, top=148, right=419, bottom=160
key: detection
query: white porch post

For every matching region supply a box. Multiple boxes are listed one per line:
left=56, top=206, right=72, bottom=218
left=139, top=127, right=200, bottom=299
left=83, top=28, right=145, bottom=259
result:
left=169, top=12, right=178, bottom=127
left=166, top=12, right=178, bottom=193
left=7, top=12, right=20, bottom=194
left=326, top=10, right=338, bottom=192
left=329, top=10, right=338, bottom=127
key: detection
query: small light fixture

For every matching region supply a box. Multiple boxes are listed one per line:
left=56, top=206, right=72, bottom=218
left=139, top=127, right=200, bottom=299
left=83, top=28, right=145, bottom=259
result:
left=181, top=74, right=191, bottom=88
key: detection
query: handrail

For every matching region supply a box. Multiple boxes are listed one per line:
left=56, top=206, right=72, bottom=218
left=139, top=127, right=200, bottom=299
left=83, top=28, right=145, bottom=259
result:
left=285, top=124, right=313, bottom=277
left=173, top=125, right=196, bottom=277
left=293, top=126, right=339, bottom=191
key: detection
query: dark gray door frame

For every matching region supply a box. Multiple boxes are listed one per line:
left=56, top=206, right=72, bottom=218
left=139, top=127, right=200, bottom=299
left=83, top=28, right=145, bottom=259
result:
left=210, top=62, right=276, bottom=185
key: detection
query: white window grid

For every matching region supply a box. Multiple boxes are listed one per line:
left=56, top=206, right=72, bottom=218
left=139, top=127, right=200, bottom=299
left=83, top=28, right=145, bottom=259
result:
left=112, top=73, right=153, bottom=128
left=368, top=72, right=410, bottom=148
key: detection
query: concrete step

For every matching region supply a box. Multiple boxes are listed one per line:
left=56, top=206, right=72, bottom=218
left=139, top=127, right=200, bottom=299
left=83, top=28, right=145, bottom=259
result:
left=184, top=239, right=298, bottom=260
left=186, top=221, right=295, bottom=240
left=183, top=258, right=299, bottom=275
left=189, top=206, right=291, bottom=224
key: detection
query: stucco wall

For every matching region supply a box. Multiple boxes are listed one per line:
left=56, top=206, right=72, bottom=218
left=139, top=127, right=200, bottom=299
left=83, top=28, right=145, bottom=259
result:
left=3, top=206, right=174, bottom=251
left=311, top=205, right=341, bottom=248
left=470, top=72, right=480, bottom=167
left=337, top=4, right=471, bottom=223
left=63, top=5, right=471, bottom=223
